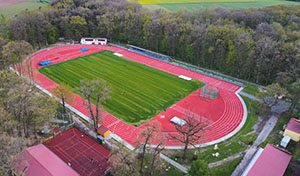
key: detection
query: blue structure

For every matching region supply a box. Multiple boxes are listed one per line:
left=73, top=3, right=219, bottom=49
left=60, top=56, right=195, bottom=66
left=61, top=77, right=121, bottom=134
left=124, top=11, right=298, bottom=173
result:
left=39, top=61, right=53, bottom=66
left=80, top=48, right=89, bottom=52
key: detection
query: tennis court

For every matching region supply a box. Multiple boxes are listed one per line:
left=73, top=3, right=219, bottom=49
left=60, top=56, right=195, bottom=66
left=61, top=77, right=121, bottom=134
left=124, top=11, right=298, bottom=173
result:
left=43, top=127, right=110, bottom=176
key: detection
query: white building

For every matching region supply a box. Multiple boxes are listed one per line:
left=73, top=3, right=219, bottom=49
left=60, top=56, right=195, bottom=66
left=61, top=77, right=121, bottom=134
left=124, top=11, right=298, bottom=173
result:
left=80, top=38, right=107, bottom=45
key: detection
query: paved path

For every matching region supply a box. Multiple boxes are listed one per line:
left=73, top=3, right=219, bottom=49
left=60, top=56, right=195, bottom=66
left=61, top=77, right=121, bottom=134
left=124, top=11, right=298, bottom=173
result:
left=160, top=154, right=188, bottom=173
left=239, top=92, right=263, bottom=103
left=231, top=112, right=281, bottom=176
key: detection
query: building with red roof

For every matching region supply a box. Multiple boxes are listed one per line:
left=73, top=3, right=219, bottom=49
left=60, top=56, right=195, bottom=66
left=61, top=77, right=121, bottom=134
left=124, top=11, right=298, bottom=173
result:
left=15, top=127, right=111, bottom=176
left=242, top=144, right=292, bottom=176
left=97, top=125, right=110, bottom=137
left=14, top=144, right=78, bottom=176
left=283, top=118, right=300, bottom=142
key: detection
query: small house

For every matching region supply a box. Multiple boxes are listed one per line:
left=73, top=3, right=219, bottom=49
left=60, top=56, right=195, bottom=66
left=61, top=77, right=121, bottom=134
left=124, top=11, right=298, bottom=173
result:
left=283, top=118, right=300, bottom=142
left=97, top=125, right=110, bottom=138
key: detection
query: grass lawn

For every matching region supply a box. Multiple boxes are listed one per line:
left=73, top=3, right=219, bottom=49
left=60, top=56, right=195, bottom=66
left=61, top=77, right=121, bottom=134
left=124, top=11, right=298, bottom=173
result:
left=0, top=1, right=46, bottom=18
left=39, top=50, right=203, bottom=124
left=143, top=0, right=300, bottom=11
left=211, top=157, right=243, bottom=176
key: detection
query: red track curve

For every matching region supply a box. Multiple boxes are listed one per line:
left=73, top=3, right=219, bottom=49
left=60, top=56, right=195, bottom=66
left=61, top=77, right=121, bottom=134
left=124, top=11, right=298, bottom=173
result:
left=24, top=45, right=246, bottom=148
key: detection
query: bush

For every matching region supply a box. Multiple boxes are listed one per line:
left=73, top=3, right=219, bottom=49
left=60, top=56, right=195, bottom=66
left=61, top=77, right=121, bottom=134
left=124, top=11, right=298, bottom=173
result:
left=188, top=160, right=210, bottom=176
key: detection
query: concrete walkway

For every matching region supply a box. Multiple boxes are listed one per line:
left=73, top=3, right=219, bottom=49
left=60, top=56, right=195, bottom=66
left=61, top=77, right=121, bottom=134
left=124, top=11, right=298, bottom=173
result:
left=231, top=90, right=292, bottom=176
left=239, top=92, right=263, bottom=103
left=231, top=112, right=280, bottom=176
left=160, top=154, right=188, bottom=173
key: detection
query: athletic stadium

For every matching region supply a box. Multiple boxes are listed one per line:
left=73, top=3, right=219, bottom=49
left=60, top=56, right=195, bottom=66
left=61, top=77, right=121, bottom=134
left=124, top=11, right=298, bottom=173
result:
left=20, top=43, right=247, bottom=149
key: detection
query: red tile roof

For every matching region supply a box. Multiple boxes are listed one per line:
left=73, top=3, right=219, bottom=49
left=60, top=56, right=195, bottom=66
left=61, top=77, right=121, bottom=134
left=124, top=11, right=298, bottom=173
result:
left=15, top=144, right=78, bottom=176
left=246, top=144, right=292, bottom=176
left=286, top=118, right=300, bottom=134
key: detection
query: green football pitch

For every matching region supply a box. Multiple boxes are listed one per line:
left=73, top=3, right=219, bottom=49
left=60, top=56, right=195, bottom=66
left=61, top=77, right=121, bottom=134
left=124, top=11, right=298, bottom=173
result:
left=39, top=50, right=203, bottom=124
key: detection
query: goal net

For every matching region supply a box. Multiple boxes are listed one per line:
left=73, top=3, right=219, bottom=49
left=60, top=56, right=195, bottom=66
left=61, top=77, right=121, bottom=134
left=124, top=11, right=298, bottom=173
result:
left=200, top=85, right=218, bottom=99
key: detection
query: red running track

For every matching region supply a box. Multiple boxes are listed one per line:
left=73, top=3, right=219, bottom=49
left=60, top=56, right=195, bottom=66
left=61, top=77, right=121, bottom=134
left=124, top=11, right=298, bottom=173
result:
left=43, top=127, right=110, bottom=176
left=25, top=45, right=246, bottom=148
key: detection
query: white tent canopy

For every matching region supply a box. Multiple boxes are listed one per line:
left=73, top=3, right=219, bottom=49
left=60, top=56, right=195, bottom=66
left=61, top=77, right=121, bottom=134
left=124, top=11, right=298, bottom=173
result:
left=280, top=135, right=291, bottom=148
left=170, top=116, right=186, bottom=126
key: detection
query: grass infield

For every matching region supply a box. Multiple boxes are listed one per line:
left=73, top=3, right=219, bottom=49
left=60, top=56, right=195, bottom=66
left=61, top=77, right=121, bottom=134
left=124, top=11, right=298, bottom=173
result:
left=39, top=50, right=203, bottom=124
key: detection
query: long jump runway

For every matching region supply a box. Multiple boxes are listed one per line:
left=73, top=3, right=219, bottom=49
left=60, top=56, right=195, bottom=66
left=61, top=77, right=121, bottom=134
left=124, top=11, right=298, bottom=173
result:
left=24, top=45, right=247, bottom=149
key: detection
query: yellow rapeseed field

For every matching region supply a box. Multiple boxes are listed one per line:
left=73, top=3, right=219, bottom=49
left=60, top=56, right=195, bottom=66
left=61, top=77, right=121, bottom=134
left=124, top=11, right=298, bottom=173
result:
left=130, top=0, right=256, bottom=5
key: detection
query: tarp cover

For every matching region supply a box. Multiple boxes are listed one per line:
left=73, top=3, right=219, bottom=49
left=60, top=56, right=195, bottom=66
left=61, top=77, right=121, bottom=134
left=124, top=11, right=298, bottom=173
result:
left=280, top=135, right=291, bottom=148
left=170, top=116, right=186, bottom=126
left=80, top=48, right=89, bottom=52
left=39, top=61, right=53, bottom=66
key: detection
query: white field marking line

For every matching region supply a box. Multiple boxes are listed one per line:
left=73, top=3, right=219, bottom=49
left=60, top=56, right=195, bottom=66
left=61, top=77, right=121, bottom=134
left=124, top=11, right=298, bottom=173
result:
left=106, top=119, right=121, bottom=128
left=113, top=53, right=123, bottom=57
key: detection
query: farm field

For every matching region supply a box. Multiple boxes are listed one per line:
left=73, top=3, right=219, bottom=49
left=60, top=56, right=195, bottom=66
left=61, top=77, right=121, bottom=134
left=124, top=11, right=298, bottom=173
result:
left=141, top=0, right=300, bottom=11
left=38, top=50, right=203, bottom=124
left=131, top=0, right=255, bottom=4
left=0, top=0, right=46, bottom=18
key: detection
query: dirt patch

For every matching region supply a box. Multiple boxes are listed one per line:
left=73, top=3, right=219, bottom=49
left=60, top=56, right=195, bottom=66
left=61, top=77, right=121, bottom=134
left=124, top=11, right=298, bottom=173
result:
left=0, top=0, right=28, bottom=8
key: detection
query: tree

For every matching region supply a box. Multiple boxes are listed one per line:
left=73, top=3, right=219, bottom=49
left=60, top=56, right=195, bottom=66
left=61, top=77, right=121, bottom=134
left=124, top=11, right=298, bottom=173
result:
left=109, top=143, right=139, bottom=176
left=70, top=15, right=87, bottom=40
left=75, top=79, right=111, bottom=131
left=0, top=133, right=28, bottom=176
left=109, top=121, right=165, bottom=176
left=1, top=41, right=33, bottom=74
left=135, top=120, right=164, bottom=175
left=2, top=73, right=57, bottom=137
left=259, top=83, right=288, bottom=108
left=169, top=111, right=210, bottom=160
left=52, top=84, right=74, bottom=114
left=188, top=159, right=210, bottom=176
left=287, top=79, right=300, bottom=114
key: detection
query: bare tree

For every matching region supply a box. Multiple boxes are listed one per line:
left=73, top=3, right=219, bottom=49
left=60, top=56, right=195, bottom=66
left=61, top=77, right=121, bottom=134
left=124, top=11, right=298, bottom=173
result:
left=169, top=111, right=210, bottom=160
left=148, top=139, right=165, bottom=176
left=109, top=121, right=165, bottom=176
left=75, top=79, right=111, bottom=131
left=52, top=84, right=74, bottom=114
left=109, top=143, right=139, bottom=176
left=135, top=120, right=165, bottom=175
left=0, top=133, right=28, bottom=175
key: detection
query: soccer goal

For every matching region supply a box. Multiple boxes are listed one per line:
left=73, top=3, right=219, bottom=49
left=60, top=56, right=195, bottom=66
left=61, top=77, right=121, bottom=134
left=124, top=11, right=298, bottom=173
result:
left=200, top=85, right=218, bottom=99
